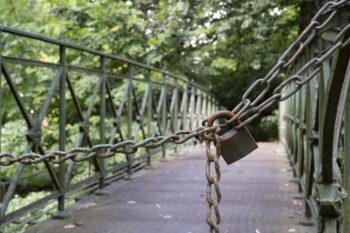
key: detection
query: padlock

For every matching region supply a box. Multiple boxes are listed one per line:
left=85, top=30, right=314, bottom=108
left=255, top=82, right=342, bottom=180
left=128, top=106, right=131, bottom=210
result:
left=207, top=110, right=258, bottom=165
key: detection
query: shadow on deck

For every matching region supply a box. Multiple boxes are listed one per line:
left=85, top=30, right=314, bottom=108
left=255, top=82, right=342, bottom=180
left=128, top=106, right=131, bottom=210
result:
left=26, top=143, right=315, bottom=233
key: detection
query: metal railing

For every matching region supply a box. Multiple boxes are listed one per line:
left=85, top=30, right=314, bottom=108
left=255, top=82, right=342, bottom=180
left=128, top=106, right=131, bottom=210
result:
left=0, top=26, right=218, bottom=231
left=280, top=4, right=350, bottom=232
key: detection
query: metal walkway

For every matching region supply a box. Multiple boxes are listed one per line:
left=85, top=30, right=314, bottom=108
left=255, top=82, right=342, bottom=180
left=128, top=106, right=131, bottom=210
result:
left=26, top=143, right=315, bottom=233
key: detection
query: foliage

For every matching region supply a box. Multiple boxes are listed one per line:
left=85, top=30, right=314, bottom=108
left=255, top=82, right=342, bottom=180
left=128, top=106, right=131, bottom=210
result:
left=1, top=0, right=299, bottom=107
left=248, top=109, right=279, bottom=141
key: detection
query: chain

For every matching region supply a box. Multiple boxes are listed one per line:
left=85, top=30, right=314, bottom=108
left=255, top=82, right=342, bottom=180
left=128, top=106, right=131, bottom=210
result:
left=205, top=132, right=222, bottom=233
left=230, top=0, right=350, bottom=129
left=0, top=127, right=218, bottom=166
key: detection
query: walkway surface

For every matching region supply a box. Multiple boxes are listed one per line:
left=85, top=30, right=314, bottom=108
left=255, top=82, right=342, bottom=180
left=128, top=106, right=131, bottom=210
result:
left=26, top=143, right=315, bottom=233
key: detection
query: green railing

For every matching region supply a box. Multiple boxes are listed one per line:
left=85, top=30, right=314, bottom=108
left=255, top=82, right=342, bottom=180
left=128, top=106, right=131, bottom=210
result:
left=280, top=6, right=350, bottom=233
left=0, top=26, right=218, bottom=232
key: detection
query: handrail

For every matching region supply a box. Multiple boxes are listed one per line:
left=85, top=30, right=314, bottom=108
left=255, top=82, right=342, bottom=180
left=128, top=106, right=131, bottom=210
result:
left=0, top=25, right=209, bottom=94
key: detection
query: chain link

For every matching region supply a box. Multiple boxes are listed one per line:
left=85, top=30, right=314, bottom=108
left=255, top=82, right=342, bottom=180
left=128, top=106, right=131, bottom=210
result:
left=205, top=133, right=222, bottom=233
left=231, top=0, right=350, bottom=128
left=0, top=127, right=217, bottom=166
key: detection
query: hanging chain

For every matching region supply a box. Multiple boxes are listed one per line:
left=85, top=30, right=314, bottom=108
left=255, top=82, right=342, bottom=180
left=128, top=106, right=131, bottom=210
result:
left=205, top=132, right=222, bottom=233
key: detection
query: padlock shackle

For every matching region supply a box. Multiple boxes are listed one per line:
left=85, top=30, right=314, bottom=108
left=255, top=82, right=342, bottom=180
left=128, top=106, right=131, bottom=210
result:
left=207, top=110, right=235, bottom=127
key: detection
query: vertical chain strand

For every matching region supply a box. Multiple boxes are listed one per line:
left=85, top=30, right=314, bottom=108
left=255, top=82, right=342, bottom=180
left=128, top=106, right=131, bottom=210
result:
left=205, top=133, right=222, bottom=233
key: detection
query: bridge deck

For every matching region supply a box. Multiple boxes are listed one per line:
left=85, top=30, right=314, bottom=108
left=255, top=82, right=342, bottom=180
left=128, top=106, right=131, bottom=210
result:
left=26, top=143, right=315, bottom=233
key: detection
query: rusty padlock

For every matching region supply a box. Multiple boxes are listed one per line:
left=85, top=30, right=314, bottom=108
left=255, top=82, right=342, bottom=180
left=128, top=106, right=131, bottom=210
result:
left=207, top=110, right=258, bottom=165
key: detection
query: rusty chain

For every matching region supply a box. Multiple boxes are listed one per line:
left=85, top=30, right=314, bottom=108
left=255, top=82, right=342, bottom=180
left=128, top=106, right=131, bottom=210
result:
left=0, top=127, right=214, bottom=166
left=0, top=1, right=350, bottom=233
left=230, top=0, right=350, bottom=129
left=205, top=132, right=222, bottom=233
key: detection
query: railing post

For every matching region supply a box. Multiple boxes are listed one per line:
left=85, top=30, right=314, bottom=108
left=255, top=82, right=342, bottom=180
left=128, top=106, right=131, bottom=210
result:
left=146, top=70, right=153, bottom=165
left=296, top=80, right=303, bottom=191
left=208, top=95, right=212, bottom=115
left=209, top=97, right=212, bottom=114
left=161, top=74, right=167, bottom=159
left=208, top=96, right=212, bottom=116
left=126, top=64, right=133, bottom=179
left=205, top=95, right=209, bottom=118
left=192, top=87, right=200, bottom=146
left=58, top=45, right=66, bottom=213
left=201, top=92, right=206, bottom=119
left=99, top=56, right=106, bottom=188
left=0, top=53, right=3, bottom=224
left=202, top=91, right=207, bottom=119
left=195, top=89, right=201, bottom=129
left=189, top=85, right=195, bottom=131
left=172, top=79, right=179, bottom=152
left=181, top=86, right=188, bottom=133
left=342, top=63, right=350, bottom=233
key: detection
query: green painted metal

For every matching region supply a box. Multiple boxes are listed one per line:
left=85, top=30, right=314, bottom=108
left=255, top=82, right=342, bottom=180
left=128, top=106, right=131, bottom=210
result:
left=343, top=62, right=350, bottom=233
left=0, top=26, right=217, bottom=231
left=58, top=46, right=67, bottom=212
left=280, top=11, right=350, bottom=233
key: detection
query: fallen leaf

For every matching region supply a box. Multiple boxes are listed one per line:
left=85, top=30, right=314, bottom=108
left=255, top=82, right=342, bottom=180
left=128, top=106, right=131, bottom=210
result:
left=85, top=202, right=97, bottom=208
left=64, top=221, right=83, bottom=229
left=293, top=200, right=302, bottom=206
left=64, top=224, right=76, bottom=229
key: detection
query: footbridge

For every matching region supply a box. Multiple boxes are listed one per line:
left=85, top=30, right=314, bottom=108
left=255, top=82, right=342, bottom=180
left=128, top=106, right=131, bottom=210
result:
left=1, top=1, right=350, bottom=233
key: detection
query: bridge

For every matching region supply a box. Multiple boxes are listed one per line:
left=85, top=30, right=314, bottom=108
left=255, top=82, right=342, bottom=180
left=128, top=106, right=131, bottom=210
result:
left=0, top=1, right=350, bottom=233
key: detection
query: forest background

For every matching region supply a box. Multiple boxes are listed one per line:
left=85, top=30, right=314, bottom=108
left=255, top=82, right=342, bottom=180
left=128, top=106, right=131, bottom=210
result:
left=0, top=0, right=319, bottom=141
